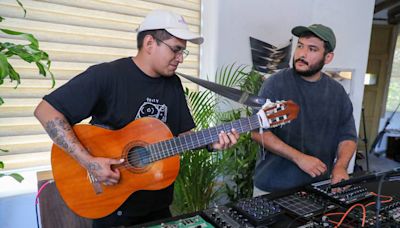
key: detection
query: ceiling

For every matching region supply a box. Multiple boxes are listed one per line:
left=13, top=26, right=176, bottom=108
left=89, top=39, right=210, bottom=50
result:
left=374, top=0, right=400, bottom=24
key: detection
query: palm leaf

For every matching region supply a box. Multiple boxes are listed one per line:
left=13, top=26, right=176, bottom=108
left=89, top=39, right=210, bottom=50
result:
left=173, top=65, right=264, bottom=214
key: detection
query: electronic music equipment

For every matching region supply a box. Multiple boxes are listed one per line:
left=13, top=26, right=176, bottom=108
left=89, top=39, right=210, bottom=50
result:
left=345, top=206, right=400, bottom=227
left=380, top=201, right=400, bottom=223
left=231, top=196, right=282, bottom=225
left=202, top=205, right=254, bottom=227
left=51, top=100, right=299, bottom=218
left=147, top=215, right=214, bottom=228
left=309, top=179, right=374, bottom=206
left=330, top=168, right=400, bottom=188
left=202, top=196, right=283, bottom=227
left=297, top=221, right=331, bottom=228
left=138, top=180, right=400, bottom=228
left=274, top=191, right=338, bottom=219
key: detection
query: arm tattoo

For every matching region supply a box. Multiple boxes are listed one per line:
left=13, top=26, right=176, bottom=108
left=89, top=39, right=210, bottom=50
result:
left=44, top=117, right=80, bottom=155
left=88, top=162, right=102, bottom=172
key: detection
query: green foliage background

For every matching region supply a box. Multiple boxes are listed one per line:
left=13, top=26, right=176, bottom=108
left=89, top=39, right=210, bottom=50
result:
left=172, top=64, right=264, bottom=215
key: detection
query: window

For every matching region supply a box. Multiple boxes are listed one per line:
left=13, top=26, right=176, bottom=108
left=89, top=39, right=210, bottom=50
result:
left=386, top=35, right=400, bottom=112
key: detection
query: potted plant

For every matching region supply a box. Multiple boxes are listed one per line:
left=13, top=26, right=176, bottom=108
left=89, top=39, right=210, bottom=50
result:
left=171, top=64, right=264, bottom=214
left=0, top=0, right=54, bottom=182
left=219, top=68, right=264, bottom=201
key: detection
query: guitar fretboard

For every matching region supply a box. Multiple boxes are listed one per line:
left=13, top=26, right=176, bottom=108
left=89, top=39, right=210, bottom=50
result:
left=145, top=115, right=261, bottom=163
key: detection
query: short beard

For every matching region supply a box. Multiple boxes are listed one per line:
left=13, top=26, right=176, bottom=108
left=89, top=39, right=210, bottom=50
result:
left=293, top=57, right=325, bottom=77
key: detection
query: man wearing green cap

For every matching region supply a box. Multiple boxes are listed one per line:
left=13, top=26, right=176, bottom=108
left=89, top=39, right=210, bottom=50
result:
left=251, top=24, right=357, bottom=195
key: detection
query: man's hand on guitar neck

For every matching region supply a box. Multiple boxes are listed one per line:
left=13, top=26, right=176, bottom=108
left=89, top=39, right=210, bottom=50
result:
left=210, top=129, right=240, bottom=150
left=181, top=128, right=240, bottom=152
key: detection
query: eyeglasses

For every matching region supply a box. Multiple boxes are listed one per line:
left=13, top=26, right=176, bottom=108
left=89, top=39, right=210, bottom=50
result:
left=154, top=37, right=189, bottom=59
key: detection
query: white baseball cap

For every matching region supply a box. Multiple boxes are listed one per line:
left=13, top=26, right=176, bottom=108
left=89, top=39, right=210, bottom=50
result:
left=137, top=9, right=204, bottom=44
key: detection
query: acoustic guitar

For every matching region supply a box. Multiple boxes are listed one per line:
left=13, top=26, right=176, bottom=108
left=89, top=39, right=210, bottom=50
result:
left=51, top=100, right=299, bottom=218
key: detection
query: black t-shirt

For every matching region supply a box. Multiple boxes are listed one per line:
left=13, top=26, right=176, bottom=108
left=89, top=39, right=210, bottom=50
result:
left=254, top=68, right=357, bottom=192
left=44, top=57, right=195, bottom=216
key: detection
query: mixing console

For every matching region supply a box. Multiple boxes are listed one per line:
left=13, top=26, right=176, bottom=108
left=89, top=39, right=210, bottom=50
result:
left=309, top=179, right=374, bottom=206
left=202, top=205, right=254, bottom=228
left=202, top=196, right=282, bottom=227
left=231, top=196, right=282, bottom=225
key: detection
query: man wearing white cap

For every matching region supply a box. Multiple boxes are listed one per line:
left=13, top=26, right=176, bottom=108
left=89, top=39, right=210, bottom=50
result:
left=34, top=10, right=239, bottom=227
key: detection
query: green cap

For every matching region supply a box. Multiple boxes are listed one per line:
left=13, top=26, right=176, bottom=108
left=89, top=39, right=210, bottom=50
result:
left=291, top=24, right=336, bottom=51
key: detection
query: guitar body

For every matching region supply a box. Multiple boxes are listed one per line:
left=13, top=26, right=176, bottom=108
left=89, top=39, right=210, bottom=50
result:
left=51, top=117, right=180, bottom=219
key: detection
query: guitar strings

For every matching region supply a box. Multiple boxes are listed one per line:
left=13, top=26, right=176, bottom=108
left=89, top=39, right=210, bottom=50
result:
left=120, top=105, right=290, bottom=168
left=123, top=117, right=262, bottom=168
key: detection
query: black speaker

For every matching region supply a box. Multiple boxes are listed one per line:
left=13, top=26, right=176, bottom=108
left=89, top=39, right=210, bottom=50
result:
left=387, top=136, right=400, bottom=162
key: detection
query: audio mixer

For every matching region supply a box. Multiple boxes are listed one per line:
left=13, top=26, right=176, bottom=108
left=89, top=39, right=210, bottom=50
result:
left=202, top=196, right=282, bottom=227
left=309, top=179, right=374, bottom=206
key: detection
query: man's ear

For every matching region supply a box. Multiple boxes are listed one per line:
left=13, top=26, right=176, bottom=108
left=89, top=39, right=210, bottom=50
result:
left=142, top=35, right=156, bottom=54
left=324, top=52, right=334, bottom=64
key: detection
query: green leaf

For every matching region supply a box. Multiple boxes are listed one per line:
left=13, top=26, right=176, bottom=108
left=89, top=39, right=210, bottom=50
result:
left=36, top=62, right=46, bottom=76
left=0, top=29, right=25, bottom=36
left=0, top=29, right=38, bottom=48
left=48, top=69, right=55, bottom=88
left=0, top=53, right=10, bottom=79
left=8, top=64, right=21, bottom=86
left=9, top=173, right=24, bottom=182
left=0, top=97, right=4, bottom=105
left=0, top=16, right=4, bottom=22
left=16, top=0, right=27, bottom=17
left=0, top=161, right=3, bottom=169
left=0, top=148, right=8, bottom=152
left=0, top=36, right=55, bottom=88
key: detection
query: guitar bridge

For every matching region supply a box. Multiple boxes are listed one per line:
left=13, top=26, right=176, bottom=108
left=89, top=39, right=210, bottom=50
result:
left=87, top=171, right=103, bottom=195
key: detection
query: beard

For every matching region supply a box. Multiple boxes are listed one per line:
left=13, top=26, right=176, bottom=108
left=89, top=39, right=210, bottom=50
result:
left=293, top=56, right=325, bottom=77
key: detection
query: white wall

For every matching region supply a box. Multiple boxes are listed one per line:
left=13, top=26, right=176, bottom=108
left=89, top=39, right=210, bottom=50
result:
left=201, top=0, right=374, bottom=130
left=201, top=0, right=375, bottom=171
left=310, top=1, right=375, bottom=132
left=201, top=0, right=308, bottom=80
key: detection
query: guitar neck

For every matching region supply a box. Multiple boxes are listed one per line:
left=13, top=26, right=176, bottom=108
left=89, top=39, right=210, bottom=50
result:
left=146, top=115, right=260, bottom=163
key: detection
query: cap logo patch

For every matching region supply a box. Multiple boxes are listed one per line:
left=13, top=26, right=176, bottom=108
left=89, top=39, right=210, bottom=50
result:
left=178, top=16, right=187, bottom=25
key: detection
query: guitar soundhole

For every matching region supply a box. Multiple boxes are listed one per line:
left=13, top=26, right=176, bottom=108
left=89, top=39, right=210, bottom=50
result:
left=127, top=146, right=151, bottom=169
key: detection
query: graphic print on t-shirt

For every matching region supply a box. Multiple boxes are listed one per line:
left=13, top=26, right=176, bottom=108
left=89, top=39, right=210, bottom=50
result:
left=135, top=97, right=168, bottom=122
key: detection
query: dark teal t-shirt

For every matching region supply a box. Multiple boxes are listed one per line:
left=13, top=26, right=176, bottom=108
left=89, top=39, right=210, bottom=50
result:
left=254, top=68, right=357, bottom=192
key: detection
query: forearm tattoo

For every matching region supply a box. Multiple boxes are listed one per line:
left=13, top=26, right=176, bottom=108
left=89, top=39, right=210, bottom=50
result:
left=45, top=117, right=99, bottom=170
left=44, top=117, right=80, bottom=155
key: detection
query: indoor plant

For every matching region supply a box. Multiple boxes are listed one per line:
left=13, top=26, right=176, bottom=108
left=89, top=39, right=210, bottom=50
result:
left=0, top=0, right=54, bottom=182
left=172, top=64, right=264, bottom=214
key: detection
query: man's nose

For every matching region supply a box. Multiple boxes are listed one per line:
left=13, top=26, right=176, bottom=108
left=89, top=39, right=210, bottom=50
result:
left=176, top=53, right=184, bottom=63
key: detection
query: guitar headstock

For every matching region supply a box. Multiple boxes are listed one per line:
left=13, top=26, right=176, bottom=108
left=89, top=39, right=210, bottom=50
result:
left=257, top=100, right=299, bottom=129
